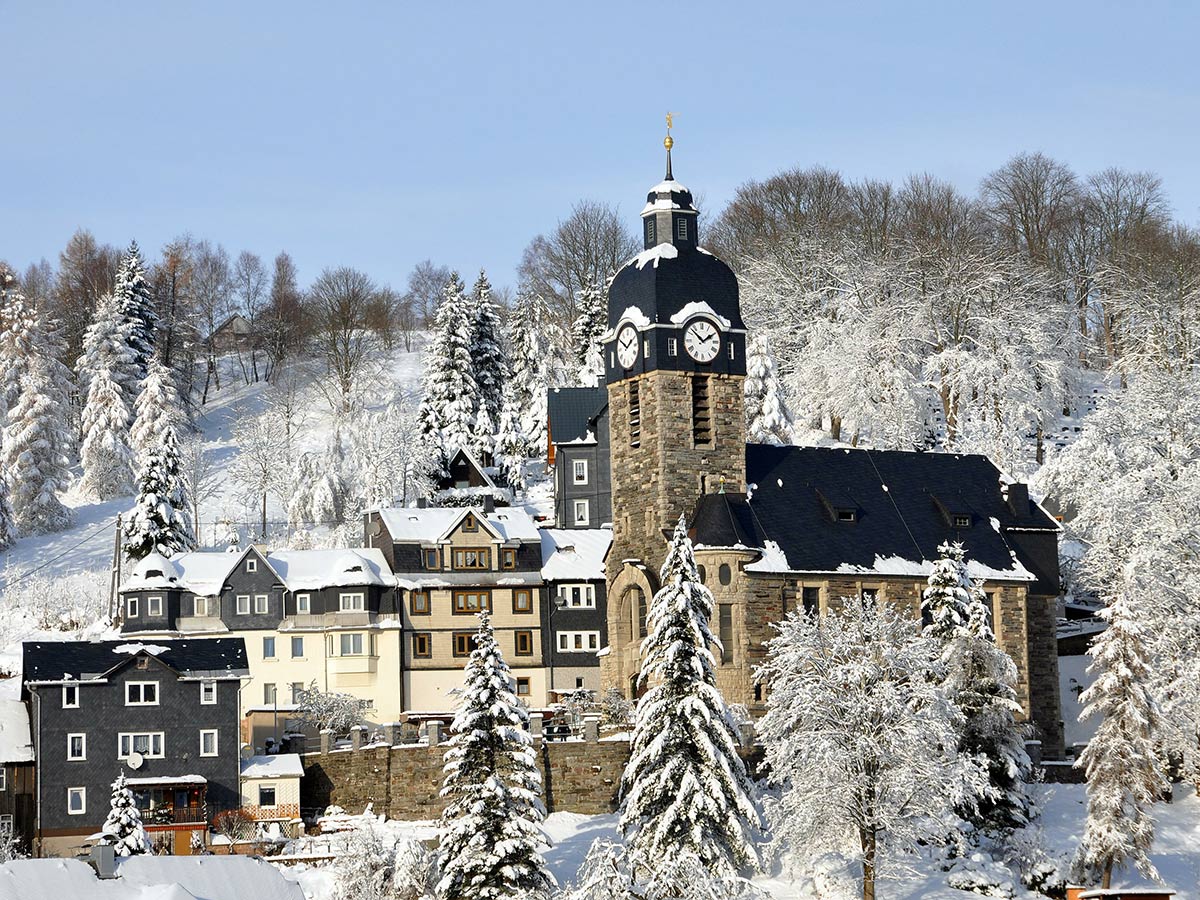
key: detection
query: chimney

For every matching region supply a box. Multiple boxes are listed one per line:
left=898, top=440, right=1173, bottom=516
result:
left=1007, top=482, right=1030, bottom=518
left=416, top=497, right=427, bottom=509
left=90, top=843, right=116, bottom=878
left=482, top=494, right=496, bottom=513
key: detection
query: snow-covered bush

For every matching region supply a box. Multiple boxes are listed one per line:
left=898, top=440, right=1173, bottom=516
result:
left=0, top=567, right=110, bottom=632
left=295, top=681, right=365, bottom=734
left=560, top=838, right=766, bottom=900
left=599, top=687, right=632, bottom=732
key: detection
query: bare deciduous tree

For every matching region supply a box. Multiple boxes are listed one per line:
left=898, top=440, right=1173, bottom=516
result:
left=981, top=151, right=1081, bottom=265
left=178, top=434, right=221, bottom=543
left=308, top=266, right=382, bottom=415
left=231, top=250, right=268, bottom=383
left=404, top=259, right=450, bottom=329
left=190, top=241, right=233, bottom=404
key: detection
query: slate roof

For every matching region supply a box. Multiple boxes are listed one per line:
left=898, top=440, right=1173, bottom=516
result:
left=547, top=387, right=607, bottom=445
left=691, top=444, right=1059, bottom=587
left=22, top=638, right=249, bottom=684
left=607, top=242, right=745, bottom=332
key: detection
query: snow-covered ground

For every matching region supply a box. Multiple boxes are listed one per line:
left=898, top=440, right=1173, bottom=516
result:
left=277, top=784, right=1200, bottom=899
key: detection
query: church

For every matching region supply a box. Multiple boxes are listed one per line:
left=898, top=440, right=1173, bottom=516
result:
left=576, top=136, right=1066, bottom=758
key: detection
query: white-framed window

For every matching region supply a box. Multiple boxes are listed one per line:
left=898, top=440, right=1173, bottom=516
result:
left=263, top=636, right=276, bottom=659
left=147, top=596, right=163, bottom=617
left=643, top=338, right=650, bottom=358
left=258, top=784, right=277, bottom=807
left=254, top=594, right=268, bottom=614
left=667, top=337, right=678, bottom=356
left=557, top=583, right=597, bottom=609
left=126, top=597, right=139, bottom=618
left=125, top=681, right=159, bottom=706
left=339, top=633, right=364, bottom=656
left=199, top=729, right=218, bottom=757
left=0, top=815, right=11, bottom=834
left=264, top=683, right=277, bottom=705
left=296, top=593, right=311, bottom=614
left=557, top=631, right=601, bottom=653
left=67, top=787, right=86, bottom=815
left=291, top=636, right=304, bottom=658
left=67, top=733, right=86, bottom=760
left=0, top=768, right=6, bottom=791
left=728, top=342, right=735, bottom=360
left=200, top=681, right=217, bottom=704
left=572, top=459, right=588, bottom=485
left=118, top=732, right=164, bottom=759
left=246, top=558, right=257, bottom=573
left=339, top=593, right=365, bottom=612
left=62, top=684, right=79, bottom=709
left=194, top=596, right=210, bottom=617
left=236, top=595, right=251, bottom=615
left=573, top=499, right=590, bottom=526
left=290, top=682, right=304, bottom=703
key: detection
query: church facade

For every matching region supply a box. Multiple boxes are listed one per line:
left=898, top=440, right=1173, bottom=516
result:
left=597, top=150, right=1066, bottom=757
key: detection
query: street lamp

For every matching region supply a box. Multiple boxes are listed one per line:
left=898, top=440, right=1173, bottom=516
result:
left=548, top=589, right=567, bottom=709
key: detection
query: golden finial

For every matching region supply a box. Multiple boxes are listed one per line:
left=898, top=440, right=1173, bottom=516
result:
left=664, top=112, right=675, bottom=151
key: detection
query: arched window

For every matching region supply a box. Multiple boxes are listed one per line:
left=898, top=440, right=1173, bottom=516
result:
left=718, top=564, right=732, bottom=586
left=630, top=587, right=647, bottom=639
left=697, top=565, right=707, bottom=584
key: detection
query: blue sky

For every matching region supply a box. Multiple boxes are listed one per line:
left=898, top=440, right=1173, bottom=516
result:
left=4, top=1, right=1198, bottom=293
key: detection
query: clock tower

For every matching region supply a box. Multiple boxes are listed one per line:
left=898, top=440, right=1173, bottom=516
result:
left=602, top=128, right=748, bottom=694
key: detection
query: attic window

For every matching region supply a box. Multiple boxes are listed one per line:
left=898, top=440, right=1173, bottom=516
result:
left=136, top=657, right=150, bottom=670
left=463, top=514, right=478, bottom=533
left=953, top=515, right=971, bottom=528
left=836, top=508, right=857, bottom=523
left=246, top=558, right=257, bottom=573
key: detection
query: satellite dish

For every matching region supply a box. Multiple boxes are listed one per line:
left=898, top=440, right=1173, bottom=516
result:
left=127, top=752, right=144, bottom=770
left=370, top=520, right=382, bottom=537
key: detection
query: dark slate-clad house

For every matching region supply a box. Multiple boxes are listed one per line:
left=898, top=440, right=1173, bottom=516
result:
left=547, top=387, right=611, bottom=529
left=0, top=699, right=35, bottom=853
left=539, top=528, right=611, bottom=699
left=22, top=639, right=248, bottom=857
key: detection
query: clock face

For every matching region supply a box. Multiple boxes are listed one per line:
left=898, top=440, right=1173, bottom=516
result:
left=684, top=319, right=721, bottom=363
left=616, top=325, right=640, bottom=369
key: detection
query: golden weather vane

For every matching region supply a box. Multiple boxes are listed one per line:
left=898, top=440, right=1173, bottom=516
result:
left=664, top=112, right=676, bottom=150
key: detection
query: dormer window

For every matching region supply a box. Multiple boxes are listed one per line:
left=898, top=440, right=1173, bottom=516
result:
left=953, top=515, right=971, bottom=528
left=836, top=508, right=857, bottom=523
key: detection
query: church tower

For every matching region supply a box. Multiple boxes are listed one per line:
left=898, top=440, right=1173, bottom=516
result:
left=603, top=125, right=748, bottom=694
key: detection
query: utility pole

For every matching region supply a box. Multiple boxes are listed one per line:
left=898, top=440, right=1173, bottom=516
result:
left=108, top=513, right=123, bottom=622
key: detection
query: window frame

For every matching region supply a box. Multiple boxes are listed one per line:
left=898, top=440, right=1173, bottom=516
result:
left=410, top=591, right=431, bottom=615
left=199, top=729, right=219, bottom=758
left=66, top=732, right=87, bottom=761
left=573, top=499, right=590, bottom=526
left=125, top=681, right=159, bottom=707
left=67, top=787, right=86, bottom=816
left=515, top=630, right=534, bottom=656
left=254, top=594, right=269, bottom=615
left=558, top=583, right=596, bottom=609
left=0, top=768, right=6, bottom=791
left=501, top=548, right=517, bottom=569
left=0, top=814, right=11, bottom=834
left=953, top=514, right=971, bottom=528
left=676, top=217, right=688, bottom=240
left=246, top=558, right=258, bottom=573
left=147, top=595, right=163, bottom=617
left=200, top=680, right=217, bottom=705
left=513, top=589, right=533, bottom=613
left=262, top=636, right=276, bottom=659
left=295, top=593, right=311, bottom=614
left=118, top=732, right=164, bottom=759
left=194, top=595, right=210, bottom=617
left=557, top=631, right=601, bottom=653
left=339, top=592, right=366, bottom=612
left=572, top=459, right=588, bottom=485
left=424, top=548, right=440, bottom=570
left=263, top=683, right=277, bottom=705
left=452, top=548, right=490, bottom=570
left=291, top=636, right=304, bottom=658
left=667, top=336, right=678, bottom=357
left=452, top=632, right=475, bottom=658
left=126, top=597, right=139, bottom=619
left=452, top=590, right=492, bottom=614
left=258, top=785, right=277, bottom=808
left=339, top=633, right=364, bottom=656
left=516, top=677, right=530, bottom=697
left=236, top=595, right=251, bottom=615
left=62, top=684, right=79, bottom=709
left=412, top=632, right=432, bottom=658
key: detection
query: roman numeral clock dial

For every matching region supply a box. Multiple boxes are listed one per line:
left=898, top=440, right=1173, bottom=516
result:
left=684, top=319, right=720, bottom=363
left=617, top=325, right=640, bottom=369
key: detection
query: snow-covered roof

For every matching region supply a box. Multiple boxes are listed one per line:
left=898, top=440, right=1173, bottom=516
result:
left=540, top=529, right=612, bottom=581
left=266, top=549, right=391, bottom=591
left=0, top=700, right=33, bottom=764
left=124, top=774, right=207, bottom=786
left=668, top=300, right=732, bottom=329
left=240, top=753, right=304, bottom=779
left=628, top=242, right=679, bottom=271
left=118, top=553, right=185, bottom=592
left=376, top=506, right=540, bottom=544
left=134, top=550, right=247, bottom=596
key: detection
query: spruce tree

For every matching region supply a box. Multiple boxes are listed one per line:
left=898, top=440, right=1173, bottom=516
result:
left=102, top=772, right=151, bottom=856
left=79, top=366, right=135, bottom=500
left=507, top=291, right=552, bottom=456
left=619, top=515, right=762, bottom=877
left=0, top=458, right=16, bottom=551
left=1073, top=587, right=1168, bottom=889
left=288, top=452, right=318, bottom=528
left=570, top=277, right=606, bottom=380
left=744, top=335, right=794, bottom=445
left=469, top=269, right=507, bottom=433
left=437, top=612, right=554, bottom=900
left=419, top=272, right=478, bottom=467
left=2, top=358, right=72, bottom=535
left=921, top=541, right=972, bottom=642
left=77, top=291, right=140, bottom=424
left=130, top=356, right=185, bottom=467
left=0, top=275, right=37, bottom=428
left=123, top=423, right=195, bottom=561
left=113, top=241, right=157, bottom=385
left=493, top=387, right=527, bottom=494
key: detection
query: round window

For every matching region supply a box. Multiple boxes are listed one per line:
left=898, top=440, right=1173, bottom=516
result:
left=718, top=564, right=732, bottom=586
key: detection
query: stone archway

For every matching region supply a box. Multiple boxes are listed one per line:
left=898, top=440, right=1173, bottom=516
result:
left=603, top=562, right=659, bottom=699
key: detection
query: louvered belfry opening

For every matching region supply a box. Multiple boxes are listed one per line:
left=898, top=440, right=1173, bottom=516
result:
left=629, top=380, right=641, bottom=447
left=692, top=375, right=713, bottom=446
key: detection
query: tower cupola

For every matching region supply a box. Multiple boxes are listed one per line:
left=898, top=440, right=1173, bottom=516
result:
left=641, top=116, right=699, bottom=250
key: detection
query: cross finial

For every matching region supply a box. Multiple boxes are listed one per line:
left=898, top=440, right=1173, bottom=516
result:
left=663, top=112, right=676, bottom=180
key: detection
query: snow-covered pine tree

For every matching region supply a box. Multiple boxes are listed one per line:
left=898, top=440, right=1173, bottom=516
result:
left=113, top=241, right=157, bottom=386
left=619, top=515, right=762, bottom=877
left=0, top=275, right=37, bottom=428
left=419, top=273, right=478, bottom=467
left=507, top=290, right=553, bottom=456
left=0, top=458, right=16, bottom=550
left=922, top=541, right=972, bottom=642
left=123, top=423, right=195, bottom=561
left=1, top=357, right=73, bottom=535
left=470, top=405, right=495, bottom=465
left=956, top=578, right=1032, bottom=831
left=1072, top=586, right=1168, bottom=889
left=102, top=772, right=151, bottom=856
left=469, top=269, right=508, bottom=435
left=310, top=428, right=351, bottom=530
left=437, top=612, right=554, bottom=900
left=77, top=291, right=140, bottom=429
left=79, top=365, right=135, bottom=500
left=130, top=356, right=185, bottom=466
left=35, top=313, right=78, bottom=461
left=288, top=452, right=318, bottom=529
left=743, top=335, right=794, bottom=445
left=570, top=277, right=606, bottom=378
left=493, top=387, right=527, bottom=494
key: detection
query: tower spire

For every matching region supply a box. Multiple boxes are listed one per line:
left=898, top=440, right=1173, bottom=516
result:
left=664, top=112, right=675, bottom=180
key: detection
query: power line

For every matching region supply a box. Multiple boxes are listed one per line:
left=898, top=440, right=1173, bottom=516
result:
left=0, top=515, right=121, bottom=594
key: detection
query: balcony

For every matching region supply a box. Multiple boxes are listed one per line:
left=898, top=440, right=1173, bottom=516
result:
left=142, top=804, right=207, bottom=826
left=329, top=654, right=378, bottom=676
